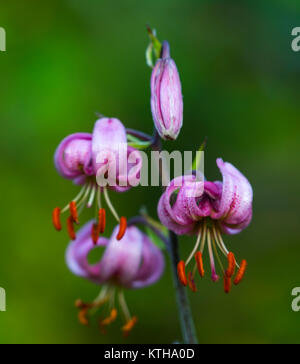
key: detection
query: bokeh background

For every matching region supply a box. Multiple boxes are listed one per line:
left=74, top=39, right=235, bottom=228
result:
left=0, top=0, right=299, bottom=344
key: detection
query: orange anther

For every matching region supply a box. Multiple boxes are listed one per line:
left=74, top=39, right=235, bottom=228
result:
left=195, top=252, right=205, bottom=278
left=98, top=208, right=106, bottom=234
left=224, top=275, right=232, bottom=294
left=100, top=308, right=118, bottom=327
left=69, top=201, right=79, bottom=224
left=52, top=207, right=62, bottom=231
left=234, top=260, right=247, bottom=285
left=226, top=252, right=236, bottom=278
left=177, top=260, right=187, bottom=286
left=78, top=307, right=89, bottom=326
left=122, top=316, right=138, bottom=337
left=67, top=216, right=76, bottom=240
left=188, top=272, right=197, bottom=293
left=117, top=217, right=127, bottom=241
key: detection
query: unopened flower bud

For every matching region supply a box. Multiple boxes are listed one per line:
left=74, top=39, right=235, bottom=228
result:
left=150, top=41, right=183, bottom=140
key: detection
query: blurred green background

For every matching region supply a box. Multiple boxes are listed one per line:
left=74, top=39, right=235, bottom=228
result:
left=0, top=0, right=299, bottom=344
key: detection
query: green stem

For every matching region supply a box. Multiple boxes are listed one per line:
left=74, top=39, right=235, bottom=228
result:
left=169, top=231, right=198, bottom=344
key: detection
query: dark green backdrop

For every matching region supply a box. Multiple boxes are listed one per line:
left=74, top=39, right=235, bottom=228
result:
left=0, top=0, right=299, bottom=344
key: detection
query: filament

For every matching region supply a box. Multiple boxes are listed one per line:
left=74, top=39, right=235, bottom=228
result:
left=103, top=188, right=120, bottom=222
left=185, top=226, right=202, bottom=266
left=118, top=290, right=131, bottom=322
left=61, top=184, right=87, bottom=213
left=207, top=229, right=219, bottom=282
left=87, top=185, right=96, bottom=208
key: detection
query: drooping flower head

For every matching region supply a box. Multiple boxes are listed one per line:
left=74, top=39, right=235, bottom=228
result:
left=66, top=221, right=165, bottom=335
left=52, top=118, right=143, bottom=243
left=151, top=41, right=183, bottom=140
left=158, top=158, right=253, bottom=293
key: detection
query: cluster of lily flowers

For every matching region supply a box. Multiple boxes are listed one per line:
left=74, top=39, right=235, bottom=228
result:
left=52, top=30, right=253, bottom=337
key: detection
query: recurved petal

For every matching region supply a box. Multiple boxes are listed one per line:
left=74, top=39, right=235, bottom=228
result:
left=54, top=133, right=93, bottom=180
left=221, top=208, right=253, bottom=235
left=130, top=234, right=165, bottom=289
left=157, top=190, right=195, bottom=236
left=92, top=118, right=127, bottom=173
left=99, top=226, right=143, bottom=286
left=211, top=159, right=253, bottom=228
left=65, top=221, right=108, bottom=284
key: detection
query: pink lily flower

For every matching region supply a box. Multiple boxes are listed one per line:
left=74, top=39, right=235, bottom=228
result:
left=66, top=221, right=165, bottom=335
left=151, top=41, right=183, bottom=140
left=158, top=158, right=253, bottom=293
left=52, top=118, right=143, bottom=243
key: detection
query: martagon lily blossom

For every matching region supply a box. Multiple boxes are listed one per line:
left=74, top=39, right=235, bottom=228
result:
left=52, top=117, right=143, bottom=243
left=158, top=158, right=253, bottom=293
left=66, top=221, right=165, bottom=335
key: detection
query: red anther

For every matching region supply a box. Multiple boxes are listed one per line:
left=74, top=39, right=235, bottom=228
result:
left=226, top=252, right=236, bottom=278
left=91, top=223, right=100, bottom=245
left=234, top=260, right=247, bottom=285
left=69, top=201, right=79, bottom=224
left=117, top=217, right=127, bottom=241
left=195, top=252, right=205, bottom=278
left=177, top=261, right=187, bottom=286
left=67, top=216, right=76, bottom=240
left=52, top=207, right=62, bottom=231
left=224, top=275, right=232, bottom=294
left=187, top=272, right=197, bottom=293
left=98, top=208, right=106, bottom=234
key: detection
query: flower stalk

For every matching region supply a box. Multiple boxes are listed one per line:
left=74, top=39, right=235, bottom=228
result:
left=169, top=231, right=198, bottom=344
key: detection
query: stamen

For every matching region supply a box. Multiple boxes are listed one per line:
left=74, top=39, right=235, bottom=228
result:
left=212, top=236, right=225, bottom=273
left=224, top=275, right=232, bottom=294
left=67, top=216, right=76, bottom=240
left=187, top=272, right=197, bottom=293
left=215, top=227, right=230, bottom=257
left=87, top=185, right=97, bottom=208
left=78, top=307, right=89, bottom=326
left=98, top=208, right=106, bottom=234
left=195, top=252, right=205, bottom=278
left=77, top=182, right=93, bottom=209
left=207, top=229, right=219, bottom=282
left=177, top=261, right=188, bottom=286
left=200, top=221, right=207, bottom=253
left=118, top=290, right=131, bottom=322
left=61, top=183, right=88, bottom=214
left=103, top=188, right=120, bottom=222
left=185, top=226, right=202, bottom=266
left=97, top=187, right=102, bottom=209
left=75, top=299, right=90, bottom=309
left=52, top=207, right=62, bottom=231
left=212, top=224, right=228, bottom=258
left=91, top=223, right=100, bottom=245
left=234, top=260, right=247, bottom=285
left=122, top=317, right=138, bottom=337
left=100, top=308, right=118, bottom=327
left=69, top=201, right=79, bottom=224
left=117, top=217, right=127, bottom=241
left=226, top=252, right=236, bottom=278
